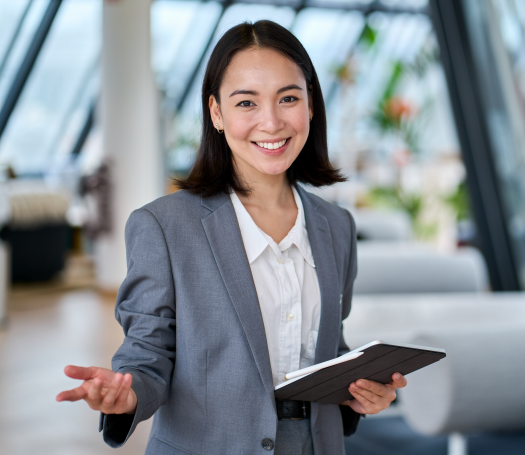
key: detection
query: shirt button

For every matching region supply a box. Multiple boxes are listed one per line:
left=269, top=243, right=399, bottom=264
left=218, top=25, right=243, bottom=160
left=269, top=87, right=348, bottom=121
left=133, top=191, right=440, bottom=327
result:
left=277, top=258, right=285, bottom=264
left=287, top=313, right=295, bottom=321
left=262, top=438, right=274, bottom=451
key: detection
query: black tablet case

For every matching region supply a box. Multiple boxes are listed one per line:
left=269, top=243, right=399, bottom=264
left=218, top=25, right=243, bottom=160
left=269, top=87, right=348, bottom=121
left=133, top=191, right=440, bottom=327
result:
left=274, top=343, right=446, bottom=404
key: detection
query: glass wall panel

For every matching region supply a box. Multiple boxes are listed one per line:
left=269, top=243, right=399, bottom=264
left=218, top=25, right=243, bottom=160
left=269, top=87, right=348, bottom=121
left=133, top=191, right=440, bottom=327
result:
left=305, top=0, right=427, bottom=9
left=462, top=0, right=525, bottom=287
left=0, top=0, right=48, bottom=107
left=152, top=0, right=223, bottom=106
left=0, top=0, right=31, bottom=59
left=0, top=0, right=101, bottom=175
left=151, top=1, right=201, bottom=77
left=292, top=8, right=365, bottom=95
left=324, top=12, right=450, bottom=156
left=380, top=0, right=427, bottom=7
left=306, top=0, right=374, bottom=7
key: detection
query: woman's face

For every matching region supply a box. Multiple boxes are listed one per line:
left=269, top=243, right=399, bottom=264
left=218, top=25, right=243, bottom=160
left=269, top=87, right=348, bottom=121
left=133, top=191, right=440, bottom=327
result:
left=209, top=47, right=313, bottom=181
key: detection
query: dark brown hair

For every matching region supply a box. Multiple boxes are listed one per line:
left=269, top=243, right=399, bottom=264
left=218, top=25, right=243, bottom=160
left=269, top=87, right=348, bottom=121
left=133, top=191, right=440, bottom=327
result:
left=175, top=20, right=346, bottom=197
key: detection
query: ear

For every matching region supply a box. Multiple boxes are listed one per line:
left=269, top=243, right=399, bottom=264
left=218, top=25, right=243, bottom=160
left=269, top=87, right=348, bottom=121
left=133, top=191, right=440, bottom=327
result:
left=209, top=95, right=223, bottom=130
left=308, top=84, right=314, bottom=120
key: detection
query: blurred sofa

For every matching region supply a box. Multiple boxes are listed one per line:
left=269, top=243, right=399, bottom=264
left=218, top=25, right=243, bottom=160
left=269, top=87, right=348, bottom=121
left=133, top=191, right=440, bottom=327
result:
left=353, top=208, right=413, bottom=242
left=344, top=208, right=525, bottom=454
left=1, top=180, right=70, bottom=283
left=354, top=242, right=489, bottom=295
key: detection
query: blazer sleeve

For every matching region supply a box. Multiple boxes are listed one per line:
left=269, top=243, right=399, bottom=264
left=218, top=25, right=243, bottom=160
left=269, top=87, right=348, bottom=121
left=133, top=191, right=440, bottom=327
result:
left=338, top=208, right=361, bottom=437
left=99, top=208, right=177, bottom=448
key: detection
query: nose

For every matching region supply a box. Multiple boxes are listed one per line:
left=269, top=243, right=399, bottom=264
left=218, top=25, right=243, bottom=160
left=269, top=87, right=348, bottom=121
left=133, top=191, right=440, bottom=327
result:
left=258, top=104, right=285, bottom=135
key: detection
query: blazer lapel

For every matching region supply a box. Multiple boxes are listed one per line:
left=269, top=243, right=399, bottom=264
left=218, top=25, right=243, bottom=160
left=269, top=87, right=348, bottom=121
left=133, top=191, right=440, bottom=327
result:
left=297, top=187, right=342, bottom=365
left=297, top=187, right=343, bottom=429
left=200, top=193, right=275, bottom=408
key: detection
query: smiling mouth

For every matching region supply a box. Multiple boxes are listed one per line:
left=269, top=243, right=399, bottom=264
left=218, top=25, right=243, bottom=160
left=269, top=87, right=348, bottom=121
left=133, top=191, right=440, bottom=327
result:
left=251, top=137, right=290, bottom=151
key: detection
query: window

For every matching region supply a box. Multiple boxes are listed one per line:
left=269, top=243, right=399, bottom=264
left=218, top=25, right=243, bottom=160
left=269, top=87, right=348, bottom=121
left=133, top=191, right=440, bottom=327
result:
left=0, top=0, right=100, bottom=175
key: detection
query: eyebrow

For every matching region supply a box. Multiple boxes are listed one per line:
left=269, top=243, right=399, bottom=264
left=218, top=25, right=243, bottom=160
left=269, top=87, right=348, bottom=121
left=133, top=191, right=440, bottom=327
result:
left=229, top=84, right=303, bottom=97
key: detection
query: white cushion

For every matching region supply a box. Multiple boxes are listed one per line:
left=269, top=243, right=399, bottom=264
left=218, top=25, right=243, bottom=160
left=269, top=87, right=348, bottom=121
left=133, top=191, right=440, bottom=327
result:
left=400, top=328, right=525, bottom=435
left=353, top=242, right=489, bottom=294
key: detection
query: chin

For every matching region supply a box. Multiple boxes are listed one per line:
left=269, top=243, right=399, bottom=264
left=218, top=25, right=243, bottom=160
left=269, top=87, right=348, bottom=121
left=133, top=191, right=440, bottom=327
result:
left=259, top=162, right=292, bottom=176
left=258, top=154, right=297, bottom=176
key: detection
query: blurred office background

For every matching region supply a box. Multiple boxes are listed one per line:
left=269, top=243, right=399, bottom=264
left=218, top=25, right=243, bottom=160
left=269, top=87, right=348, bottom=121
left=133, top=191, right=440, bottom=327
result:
left=0, top=0, right=525, bottom=454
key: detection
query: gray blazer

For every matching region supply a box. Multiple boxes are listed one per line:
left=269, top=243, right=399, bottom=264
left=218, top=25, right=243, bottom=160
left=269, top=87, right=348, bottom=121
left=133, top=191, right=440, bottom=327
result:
left=100, top=186, right=360, bottom=454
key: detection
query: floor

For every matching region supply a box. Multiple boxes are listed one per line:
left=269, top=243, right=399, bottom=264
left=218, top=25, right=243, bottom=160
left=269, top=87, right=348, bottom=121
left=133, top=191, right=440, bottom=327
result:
left=1, top=286, right=524, bottom=455
left=0, top=287, right=152, bottom=455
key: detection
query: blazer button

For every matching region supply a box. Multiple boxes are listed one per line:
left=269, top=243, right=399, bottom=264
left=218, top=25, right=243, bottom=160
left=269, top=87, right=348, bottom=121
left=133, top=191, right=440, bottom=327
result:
left=261, top=438, right=274, bottom=451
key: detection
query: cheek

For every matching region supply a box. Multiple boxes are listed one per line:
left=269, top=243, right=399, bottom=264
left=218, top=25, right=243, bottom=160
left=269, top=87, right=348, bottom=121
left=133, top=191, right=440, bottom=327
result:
left=290, top=110, right=310, bottom=137
left=291, top=114, right=311, bottom=152
left=224, top=114, right=252, bottom=142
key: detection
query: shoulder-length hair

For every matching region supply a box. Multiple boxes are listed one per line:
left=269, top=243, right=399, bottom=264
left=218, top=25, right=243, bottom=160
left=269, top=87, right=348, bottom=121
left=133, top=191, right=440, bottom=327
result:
left=175, top=20, right=346, bottom=197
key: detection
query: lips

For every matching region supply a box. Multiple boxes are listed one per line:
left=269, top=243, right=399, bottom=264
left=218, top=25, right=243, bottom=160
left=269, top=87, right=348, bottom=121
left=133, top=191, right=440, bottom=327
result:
left=251, top=137, right=291, bottom=156
left=254, top=138, right=288, bottom=150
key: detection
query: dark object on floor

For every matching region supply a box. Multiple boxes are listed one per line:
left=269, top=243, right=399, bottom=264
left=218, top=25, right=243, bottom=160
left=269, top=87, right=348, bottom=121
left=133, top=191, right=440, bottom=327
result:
left=8, top=224, right=69, bottom=282
left=345, top=416, right=525, bottom=455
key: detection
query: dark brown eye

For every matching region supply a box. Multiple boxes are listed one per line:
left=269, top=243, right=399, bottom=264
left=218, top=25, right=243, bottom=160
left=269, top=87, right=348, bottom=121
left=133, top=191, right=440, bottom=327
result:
left=238, top=100, right=254, bottom=107
left=281, top=96, right=298, bottom=103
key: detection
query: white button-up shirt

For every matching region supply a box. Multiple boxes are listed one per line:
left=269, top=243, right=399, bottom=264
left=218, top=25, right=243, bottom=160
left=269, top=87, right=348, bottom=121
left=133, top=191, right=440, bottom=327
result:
left=230, top=187, right=321, bottom=387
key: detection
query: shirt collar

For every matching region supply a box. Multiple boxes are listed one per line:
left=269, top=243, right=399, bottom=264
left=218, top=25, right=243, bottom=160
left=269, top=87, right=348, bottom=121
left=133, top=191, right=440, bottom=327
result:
left=229, top=187, right=316, bottom=268
left=279, top=187, right=315, bottom=267
left=230, top=190, right=269, bottom=264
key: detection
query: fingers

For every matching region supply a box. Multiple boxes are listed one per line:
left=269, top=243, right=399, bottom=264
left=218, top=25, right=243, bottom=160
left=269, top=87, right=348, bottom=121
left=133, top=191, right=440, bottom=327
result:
left=102, top=373, right=124, bottom=407
left=56, top=386, right=87, bottom=402
left=115, top=374, right=132, bottom=407
left=390, top=372, right=407, bottom=388
left=349, top=386, right=380, bottom=414
left=99, top=373, right=135, bottom=414
left=63, top=366, right=116, bottom=385
left=64, top=365, right=95, bottom=380
left=364, top=379, right=397, bottom=401
left=98, top=373, right=135, bottom=414
left=349, top=383, right=390, bottom=414
left=86, top=377, right=104, bottom=408
left=354, top=379, right=387, bottom=396
left=58, top=366, right=135, bottom=414
left=347, top=378, right=400, bottom=415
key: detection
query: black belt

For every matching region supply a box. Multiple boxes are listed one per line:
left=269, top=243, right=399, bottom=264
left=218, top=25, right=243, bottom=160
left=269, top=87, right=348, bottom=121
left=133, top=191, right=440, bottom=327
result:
left=275, top=399, right=310, bottom=420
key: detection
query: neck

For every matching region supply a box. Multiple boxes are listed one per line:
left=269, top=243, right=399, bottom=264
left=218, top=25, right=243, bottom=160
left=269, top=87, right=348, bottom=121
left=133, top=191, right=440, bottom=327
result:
left=234, top=164, right=293, bottom=210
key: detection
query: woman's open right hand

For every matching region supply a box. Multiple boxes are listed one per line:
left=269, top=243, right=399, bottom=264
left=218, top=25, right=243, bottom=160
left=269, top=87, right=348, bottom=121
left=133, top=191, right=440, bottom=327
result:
left=56, top=365, right=137, bottom=415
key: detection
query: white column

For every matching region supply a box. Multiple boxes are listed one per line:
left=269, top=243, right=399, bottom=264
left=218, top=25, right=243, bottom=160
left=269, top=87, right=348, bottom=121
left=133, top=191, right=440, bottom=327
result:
left=95, top=0, right=163, bottom=291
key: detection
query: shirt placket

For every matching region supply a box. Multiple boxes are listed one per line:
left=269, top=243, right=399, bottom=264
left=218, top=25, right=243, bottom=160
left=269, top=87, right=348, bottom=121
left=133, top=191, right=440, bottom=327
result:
left=272, top=245, right=302, bottom=382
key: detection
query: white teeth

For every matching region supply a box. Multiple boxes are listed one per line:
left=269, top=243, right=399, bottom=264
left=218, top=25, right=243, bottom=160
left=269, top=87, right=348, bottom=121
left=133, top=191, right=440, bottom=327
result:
left=255, top=139, right=287, bottom=149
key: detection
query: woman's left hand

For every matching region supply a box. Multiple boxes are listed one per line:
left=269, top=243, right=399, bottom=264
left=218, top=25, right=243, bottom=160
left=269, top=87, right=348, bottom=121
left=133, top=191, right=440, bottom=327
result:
left=341, top=372, right=407, bottom=415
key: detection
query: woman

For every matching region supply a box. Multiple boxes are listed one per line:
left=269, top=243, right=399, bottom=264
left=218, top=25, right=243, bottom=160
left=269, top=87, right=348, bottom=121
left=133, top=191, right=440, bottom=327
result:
left=57, top=20, right=406, bottom=454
